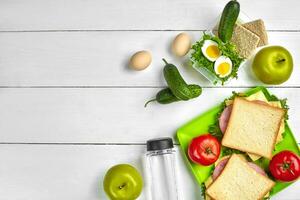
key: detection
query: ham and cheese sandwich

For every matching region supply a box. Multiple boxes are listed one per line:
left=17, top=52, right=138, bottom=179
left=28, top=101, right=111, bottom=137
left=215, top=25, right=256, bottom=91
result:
left=206, top=154, right=275, bottom=200
left=222, top=97, right=285, bottom=159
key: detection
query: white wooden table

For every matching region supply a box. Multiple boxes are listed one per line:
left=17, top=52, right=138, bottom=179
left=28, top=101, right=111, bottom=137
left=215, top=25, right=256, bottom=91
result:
left=0, top=0, right=299, bottom=199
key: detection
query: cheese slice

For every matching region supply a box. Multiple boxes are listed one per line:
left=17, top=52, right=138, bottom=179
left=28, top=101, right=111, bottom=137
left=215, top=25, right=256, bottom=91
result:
left=248, top=153, right=261, bottom=161
left=244, top=91, right=268, bottom=102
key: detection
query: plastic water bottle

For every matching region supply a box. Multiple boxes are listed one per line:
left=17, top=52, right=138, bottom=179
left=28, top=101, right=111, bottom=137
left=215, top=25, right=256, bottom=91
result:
left=145, top=137, right=179, bottom=200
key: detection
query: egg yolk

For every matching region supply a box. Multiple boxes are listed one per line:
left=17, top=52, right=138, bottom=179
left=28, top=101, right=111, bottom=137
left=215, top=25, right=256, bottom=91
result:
left=206, top=45, right=220, bottom=59
left=217, top=62, right=230, bottom=75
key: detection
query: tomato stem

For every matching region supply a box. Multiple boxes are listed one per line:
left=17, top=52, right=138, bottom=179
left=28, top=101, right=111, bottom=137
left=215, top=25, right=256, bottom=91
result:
left=205, top=147, right=216, bottom=156
left=278, top=161, right=295, bottom=175
left=282, top=162, right=290, bottom=171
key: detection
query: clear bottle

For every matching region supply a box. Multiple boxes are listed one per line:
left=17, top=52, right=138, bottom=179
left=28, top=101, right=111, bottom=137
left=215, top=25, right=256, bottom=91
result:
left=145, top=137, right=179, bottom=200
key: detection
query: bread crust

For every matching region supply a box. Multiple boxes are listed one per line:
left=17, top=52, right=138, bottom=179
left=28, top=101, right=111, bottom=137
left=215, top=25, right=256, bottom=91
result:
left=222, top=97, right=285, bottom=159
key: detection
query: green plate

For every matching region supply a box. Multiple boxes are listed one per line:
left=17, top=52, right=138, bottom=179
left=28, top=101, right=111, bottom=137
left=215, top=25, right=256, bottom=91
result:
left=177, top=86, right=300, bottom=197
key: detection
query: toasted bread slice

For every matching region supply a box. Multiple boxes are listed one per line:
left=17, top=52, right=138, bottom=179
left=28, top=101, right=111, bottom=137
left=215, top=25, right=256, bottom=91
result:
left=222, top=97, right=285, bottom=159
left=243, top=19, right=268, bottom=47
left=230, top=24, right=260, bottom=58
left=206, top=154, right=275, bottom=200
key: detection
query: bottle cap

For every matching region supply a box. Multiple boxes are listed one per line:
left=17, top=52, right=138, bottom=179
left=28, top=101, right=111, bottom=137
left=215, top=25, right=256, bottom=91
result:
left=146, top=137, right=174, bottom=151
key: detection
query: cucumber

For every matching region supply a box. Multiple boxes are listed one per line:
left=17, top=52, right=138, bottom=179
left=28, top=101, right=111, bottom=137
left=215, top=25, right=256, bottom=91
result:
left=144, top=84, right=202, bottom=107
left=189, top=84, right=202, bottom=97
left=162, top=59, right=192, bottom=100
left=218, top=0, right=240, bottom=43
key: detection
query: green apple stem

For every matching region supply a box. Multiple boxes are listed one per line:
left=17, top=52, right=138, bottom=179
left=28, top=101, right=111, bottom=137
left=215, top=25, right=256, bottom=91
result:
left=119, top=183, right=126, bottom=189
left=276, top=58, right=286, bottom=63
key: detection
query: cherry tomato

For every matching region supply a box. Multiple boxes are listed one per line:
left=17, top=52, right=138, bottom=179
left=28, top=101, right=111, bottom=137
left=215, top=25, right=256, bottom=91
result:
left=269, top=150, right=300, bottom=182
left=188, top=134, right=221, bottom=166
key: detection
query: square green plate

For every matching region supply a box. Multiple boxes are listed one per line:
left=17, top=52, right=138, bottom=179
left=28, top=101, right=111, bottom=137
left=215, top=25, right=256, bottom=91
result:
left=177, top=86, right=300, bottom=197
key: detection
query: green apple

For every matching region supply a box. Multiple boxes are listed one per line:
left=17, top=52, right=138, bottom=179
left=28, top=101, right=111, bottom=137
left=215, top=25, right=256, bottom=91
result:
left=103, top=164, right=143, bottom=200
left=252, top=46, right=293, bottom=84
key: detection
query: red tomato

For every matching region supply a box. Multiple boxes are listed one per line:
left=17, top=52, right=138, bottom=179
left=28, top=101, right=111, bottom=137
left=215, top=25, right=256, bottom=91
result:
left=269, top=150, right=300, bottom=182
left=188, top=134, right=221, bottom=166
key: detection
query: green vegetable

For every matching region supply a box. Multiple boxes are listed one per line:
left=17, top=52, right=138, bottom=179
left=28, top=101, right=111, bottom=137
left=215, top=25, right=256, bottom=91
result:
left=200, top=183, right=206, bottom=200
left=163, top=59, right=192, bottom=100
left=218, top=0, right=240, bottom=42
left=268, top=94, right=289, bottom=120
left=145, top=84, right=202, bottom=107
left=222, top=147, right=243, bottom=157
left=191, top=33, right=244, bottom=85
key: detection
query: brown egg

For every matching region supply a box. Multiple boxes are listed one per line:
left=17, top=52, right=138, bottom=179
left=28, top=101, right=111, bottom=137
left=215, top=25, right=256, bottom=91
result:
left=172, top=32, right=191, bottom=57
left=130, top=50, right=152, bottom=71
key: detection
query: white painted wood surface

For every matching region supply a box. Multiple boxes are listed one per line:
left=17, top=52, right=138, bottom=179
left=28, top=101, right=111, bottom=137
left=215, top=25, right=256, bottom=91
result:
left=0, top=88, right=299, bottom=143
left=0, top=145, right=203, bottom=200
left=0, top=0, right=299, bottom=30
left=0, top=145, right=298, bottom=200
left=0, top=0, right=299, bottom=199
left=0, top=31, right=299, bottom=87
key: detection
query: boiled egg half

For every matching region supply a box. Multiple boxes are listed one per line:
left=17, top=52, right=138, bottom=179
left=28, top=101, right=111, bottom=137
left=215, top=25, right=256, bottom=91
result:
left=201, top=40, right=221, bottom=62
left=214, top=56, right=232, bottom=78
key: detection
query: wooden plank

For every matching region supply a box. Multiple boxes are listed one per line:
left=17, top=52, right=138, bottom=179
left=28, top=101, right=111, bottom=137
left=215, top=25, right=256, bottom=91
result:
left=0, top=144, right=202, bottom=200
left=0, top=144, right=298, bottom=199
left=0, top=31, right=299, bottom=87
left=0, top=0, right=299, bottom=31
left=0, top=87, right=298, bottom=143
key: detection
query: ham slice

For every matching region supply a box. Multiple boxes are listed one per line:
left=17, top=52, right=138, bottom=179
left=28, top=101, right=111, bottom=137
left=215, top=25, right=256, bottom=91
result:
left=219, top=105, right=233, bottom=134
left=247, top=162, right=267, bottom=176
left=212, top=158, right=229, bottom=180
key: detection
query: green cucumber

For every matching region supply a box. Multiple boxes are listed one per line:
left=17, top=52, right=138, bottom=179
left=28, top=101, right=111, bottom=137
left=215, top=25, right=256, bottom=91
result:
left=218, top=0, right=240, bottom=42
left=162, top=59, right=192, bottom=100
left=144, top=84, right=202, bottom=107
left=189, top=84, right=202, bottom=97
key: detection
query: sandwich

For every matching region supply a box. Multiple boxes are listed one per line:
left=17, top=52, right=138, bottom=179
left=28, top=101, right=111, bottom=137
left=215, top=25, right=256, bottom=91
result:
left=214, top=90, right=287, bottom=161
left=222, top=97, right=285, bottom=159
left=206, top=154, right=275, bottom=200
left=190, top=89, right=291, bottom=199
